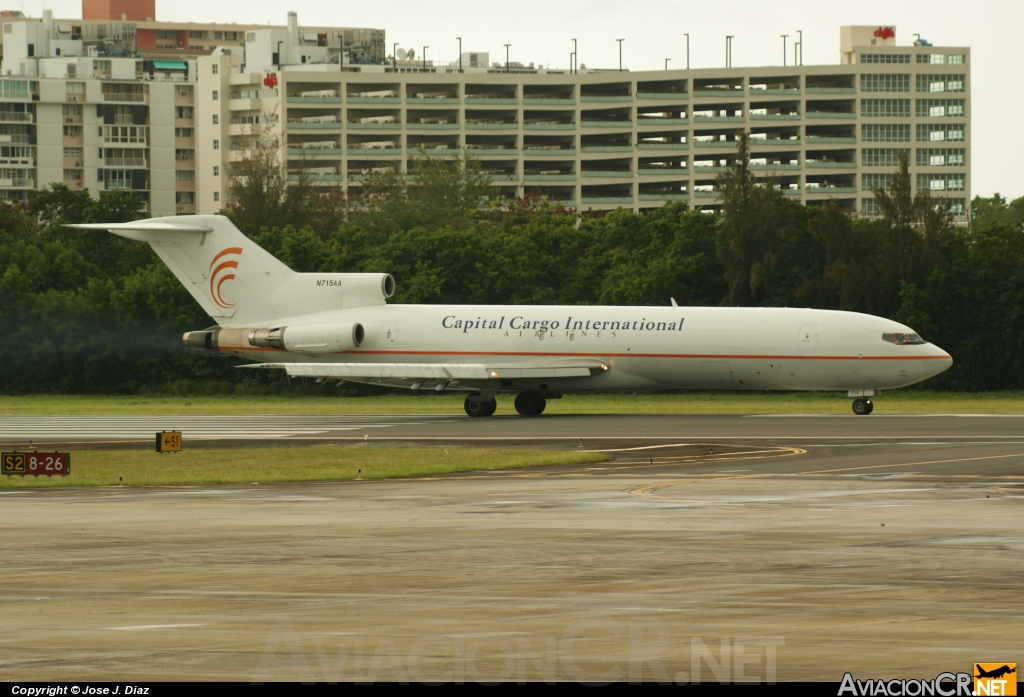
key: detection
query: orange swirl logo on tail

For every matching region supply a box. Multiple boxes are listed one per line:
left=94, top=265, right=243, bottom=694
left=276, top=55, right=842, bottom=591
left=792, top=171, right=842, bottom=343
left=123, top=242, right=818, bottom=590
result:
left=209, top=247, right=243, bottom=309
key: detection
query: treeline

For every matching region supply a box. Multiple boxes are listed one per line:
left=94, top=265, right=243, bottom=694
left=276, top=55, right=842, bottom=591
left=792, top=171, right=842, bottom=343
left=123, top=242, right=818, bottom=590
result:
left=1, top=143, right=1023, bottom=394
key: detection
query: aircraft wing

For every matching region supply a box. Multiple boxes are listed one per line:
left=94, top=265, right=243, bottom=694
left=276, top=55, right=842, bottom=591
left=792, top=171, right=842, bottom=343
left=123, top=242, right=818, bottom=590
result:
left=240, top=359, right=607, bottom=381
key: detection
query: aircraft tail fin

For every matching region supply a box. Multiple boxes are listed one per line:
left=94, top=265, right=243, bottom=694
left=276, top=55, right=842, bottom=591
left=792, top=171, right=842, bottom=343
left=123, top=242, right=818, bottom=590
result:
left=68, top=215, right=294, bottom=325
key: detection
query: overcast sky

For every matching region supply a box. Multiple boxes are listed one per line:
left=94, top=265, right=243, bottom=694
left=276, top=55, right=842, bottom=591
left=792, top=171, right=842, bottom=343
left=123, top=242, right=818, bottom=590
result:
left=20, top=0, right=1024, bottom=199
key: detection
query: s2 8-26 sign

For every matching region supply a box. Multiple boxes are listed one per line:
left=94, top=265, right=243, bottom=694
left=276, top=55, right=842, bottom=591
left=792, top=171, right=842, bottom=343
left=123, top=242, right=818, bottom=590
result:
left=2, top=451, right=71, bottom=476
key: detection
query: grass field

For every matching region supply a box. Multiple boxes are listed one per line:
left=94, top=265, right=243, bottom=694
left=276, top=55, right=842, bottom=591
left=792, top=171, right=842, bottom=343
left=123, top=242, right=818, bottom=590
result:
left=0, top=446, right=608, bottom=489
left=0, top=391, right=1022, bottom=415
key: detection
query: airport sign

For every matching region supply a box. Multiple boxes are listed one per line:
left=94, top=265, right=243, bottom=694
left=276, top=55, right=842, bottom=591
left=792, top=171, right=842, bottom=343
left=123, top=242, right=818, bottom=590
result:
left=2, top=451, right=70, bottom=476
left=156, top=431, right=183, bottom=453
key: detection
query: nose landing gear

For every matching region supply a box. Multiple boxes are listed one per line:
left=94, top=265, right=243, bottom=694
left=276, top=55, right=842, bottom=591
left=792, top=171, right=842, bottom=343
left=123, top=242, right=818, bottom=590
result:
left=852, top=398, right=874, bottom=415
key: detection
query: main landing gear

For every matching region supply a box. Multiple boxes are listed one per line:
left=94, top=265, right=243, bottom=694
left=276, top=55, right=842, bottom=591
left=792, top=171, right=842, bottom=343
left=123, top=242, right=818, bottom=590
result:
left=852, top=398, right=874, bottom=416
left=514, top=391, right=547, bottom=416
left=464, top=395, right=497, bottom=417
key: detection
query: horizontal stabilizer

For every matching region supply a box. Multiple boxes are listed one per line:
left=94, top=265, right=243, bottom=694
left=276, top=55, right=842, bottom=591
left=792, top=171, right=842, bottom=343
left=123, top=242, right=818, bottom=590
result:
left=65, top=222, right=213, bottom=234
left=240, top=360, right=605, bottom=381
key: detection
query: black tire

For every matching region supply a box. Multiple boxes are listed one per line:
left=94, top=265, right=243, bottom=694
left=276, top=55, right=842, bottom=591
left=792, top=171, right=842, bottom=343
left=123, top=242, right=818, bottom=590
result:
left=864, top=400, right=874, bottom=415
left=852, top=398, right=871, bottom=416
left=514, top=392, right=547, bottom=416
left=480, top=398, right=497, bottom=417
left=465, top=396, right=486, bottom=417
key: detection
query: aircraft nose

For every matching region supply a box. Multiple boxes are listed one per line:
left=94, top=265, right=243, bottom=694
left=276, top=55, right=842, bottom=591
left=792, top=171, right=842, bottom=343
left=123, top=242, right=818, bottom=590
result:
left=924, top=343, right=953, bottom=378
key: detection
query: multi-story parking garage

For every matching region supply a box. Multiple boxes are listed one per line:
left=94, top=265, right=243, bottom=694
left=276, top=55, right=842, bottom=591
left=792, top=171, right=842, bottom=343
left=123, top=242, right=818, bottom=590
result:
left=0, top=4, right=969, bottom=220
left=198, top=22, right=969, bottom=219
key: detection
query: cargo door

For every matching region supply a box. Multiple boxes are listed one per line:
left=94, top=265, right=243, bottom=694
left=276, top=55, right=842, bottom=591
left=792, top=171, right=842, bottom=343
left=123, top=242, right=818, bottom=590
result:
left=701, top=360, right=736, bottom=388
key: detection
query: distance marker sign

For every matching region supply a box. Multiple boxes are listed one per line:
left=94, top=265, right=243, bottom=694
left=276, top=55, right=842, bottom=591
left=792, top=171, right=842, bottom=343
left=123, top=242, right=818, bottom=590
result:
left=2, top=452, right=71, bottom=476
left=156, top=431, right=182, bottom=453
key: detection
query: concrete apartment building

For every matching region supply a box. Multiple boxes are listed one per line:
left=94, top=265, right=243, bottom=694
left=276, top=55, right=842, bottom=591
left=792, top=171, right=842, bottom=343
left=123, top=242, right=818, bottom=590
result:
left=0, top=1, right=382, bottom=216
left=0, top=2, right=969, bottom=219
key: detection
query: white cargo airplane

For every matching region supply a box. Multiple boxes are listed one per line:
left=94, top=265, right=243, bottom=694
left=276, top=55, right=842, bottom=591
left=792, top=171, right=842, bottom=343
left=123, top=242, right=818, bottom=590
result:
left=72, top=215, right=953, bottom=416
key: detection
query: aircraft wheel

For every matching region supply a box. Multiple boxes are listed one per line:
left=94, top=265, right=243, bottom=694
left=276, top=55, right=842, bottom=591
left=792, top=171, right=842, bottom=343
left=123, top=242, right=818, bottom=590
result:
left=852, top=398, right=873, bottom=416
left=864, top=401, right=874, bottom=415
left=465, top=395, right=495, bottom=417
left=514, top=392, right=547, bottom=416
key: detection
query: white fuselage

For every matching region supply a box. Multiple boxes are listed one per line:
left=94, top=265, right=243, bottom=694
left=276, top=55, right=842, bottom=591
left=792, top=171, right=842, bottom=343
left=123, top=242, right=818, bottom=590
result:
left=218, top=304, right=952, bottom=393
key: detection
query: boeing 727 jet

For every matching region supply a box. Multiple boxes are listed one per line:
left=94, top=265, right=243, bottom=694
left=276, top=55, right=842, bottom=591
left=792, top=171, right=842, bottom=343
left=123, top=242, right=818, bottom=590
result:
left=71, top=215, right=953, bottom=416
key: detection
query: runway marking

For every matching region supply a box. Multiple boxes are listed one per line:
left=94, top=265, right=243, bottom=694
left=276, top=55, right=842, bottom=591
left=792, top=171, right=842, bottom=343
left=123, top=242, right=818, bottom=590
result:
left=104, top=623, right=207, bottom=631
left=799, top=452, right=1024, bottom=475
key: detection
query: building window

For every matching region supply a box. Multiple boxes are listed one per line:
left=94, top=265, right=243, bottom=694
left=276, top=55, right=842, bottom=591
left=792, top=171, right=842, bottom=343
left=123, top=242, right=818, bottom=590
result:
left=862, top=173, right=893, bottom=191
left=859, top=54, right=910, bottom=64
left=860, top=99, right=911, bottom=117
left=176, top=191, right=195, bottom=204
left=212, top=90, right=219, bottom=101
left=861, top=148, right=910, bottom=167
left=62, top=104, right=81, bottom=115
left=916, top=173, right=965, bottom=192
left=174, top=128, right=193, bottom=138
left=101, top=126, right=147, bottom=144
left=859, top=74, right=910, bottom=92
left=63, top=147, right=82, bottom=159
left=916, top=148, right=966, bottom=167
left=916, top=74, right=965, bottom=93
left=917, top=53, right=966, bottom=65
left=156, top=30, right=175, bottom=40
left=175, top=106, right=194, bottom=118
left=63, top=169, right=82, bottom=180
left=175, top=149, right=193, bottom=161
left=213, top=166, right=219, bottom=176
left=212, top=114, right=219, bottom=125
left=175, top=170, right=194, bottom=181
left=861, top=124, right=910, bottom=142
left=213, top=140, right=219, bottom=150
left=861, top=198, right=881, bottom=216
left=942, top=198, right=966, bottom=215
left=213, top=191, right=220, bottom=202
left=212, top=64, right=219, bottom=75
left=63, top=125, right=81, bottom=137
left=917, top=124, right=965, bottom=142
left=916, top=99, right=966, bottom=117
left=188, top=30, right=204, bottom=39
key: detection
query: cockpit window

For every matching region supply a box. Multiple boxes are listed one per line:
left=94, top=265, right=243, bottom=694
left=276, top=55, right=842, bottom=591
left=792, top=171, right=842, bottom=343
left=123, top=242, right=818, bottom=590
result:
left=882, top=332, right=926, bottom=345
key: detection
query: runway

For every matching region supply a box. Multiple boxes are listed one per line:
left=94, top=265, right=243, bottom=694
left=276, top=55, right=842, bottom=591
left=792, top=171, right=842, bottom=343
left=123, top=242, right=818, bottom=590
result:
left=1, top=413, right=1023, bottom=682
left=2, top=412, right=1024, bottom=448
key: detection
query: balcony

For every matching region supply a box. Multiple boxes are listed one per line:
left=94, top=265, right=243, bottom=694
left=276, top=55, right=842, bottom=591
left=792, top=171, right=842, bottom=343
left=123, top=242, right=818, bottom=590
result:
left=637, top=142, right=689, bottom=150
left=287, top=147, right=345, bottom=155
left=466, top=147, right=519, bottom=155
left=580, top=120, right=632, bottom=128
left=805, top=160, right=857, bottom=169
left=693, top=115, right=745, bottom=123
left=749, top=113, right=801, bottom=120
left=749, top=87, right=800, bottom=95
left=805, top=87, right=856, bottom=94
left=467, top=121, right=519, bottom=130
left=406, top=97, right=460, bottom=104
left=637, top=116, right=688, bottom=125
left=523, top=97, right=575, bottom=105
left=407, top=122, right=460, bottom=130
left=581, top=145, right=632, bottom=153
left=581, top=196, right=633, bottom=204
left=693, top=190, right=721, bottom=198
left=637, top=92, right=688, bottom=100
left=523, top=147, right=574, bottom=155
left=581, top=170, right=632, bottom=178
left=693, top=89, right=742, bottom=98
left=0, top=177, right=34, bottom=188
left=750, top=163, right=800, bottom=171
left=750, top=137, right=801, bottom=146
left=523, top=173, right=576, bottom=181
left=465, top=97, right=518, bottom=105
left=523, top=122, right=572, bottom=130
left=806, top=111, right=856, bottom=119
left=347, top=96, right=401, bottom=104
left=805, top=186, right=857, bottom=194
left=289, top=121, right=344, bottom=129
left=693, top=165, right=730, bottom=173
left=639, top=193, right=689, bottom=201
left=104, top=157, right=147, bottom=167
left=693, top=139, right=740, bottom=148
left=805, top=135, right=856, bottom=143
left=345, top=147, right=400, bottom=155
left=286, top=95, right=343, bottom=104
left=0, top=112, right=32, bottom=123
left=639, top=168, right=689, bottom=176
left=288, top=173, right=345, bottom=181
left=346, top=122, right=401, bottom=130
left=580, top=96, right=632, bottom=103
